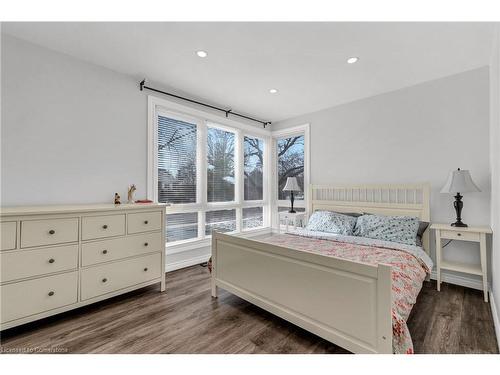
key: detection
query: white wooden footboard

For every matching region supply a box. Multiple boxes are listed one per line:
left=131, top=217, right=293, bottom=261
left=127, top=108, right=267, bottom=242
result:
left=211, top=232, right=393, bottom=354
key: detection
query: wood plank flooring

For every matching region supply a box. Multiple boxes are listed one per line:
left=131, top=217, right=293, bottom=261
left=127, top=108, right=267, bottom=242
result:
left=1, top=265, right=498, bottom=354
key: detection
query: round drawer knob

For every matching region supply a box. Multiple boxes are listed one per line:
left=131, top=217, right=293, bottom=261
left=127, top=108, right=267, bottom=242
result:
left=48, top=229, right=55, bottom=235
left=144, top=267, right=148, bottom=272
left=144, top=220, right=149, bottom=224
left=102, top=278, right=108, bottom=283
left=102, top=224, right=108, bottom=229
left=457, top=233, right=462, bottom=236
left=48, top=258, right=55, bottom=264
left=102, top=249, right=108, bottom=254
left=48, top=291, right=55, bottom=296
left=144, top=242, right=149, bottom=247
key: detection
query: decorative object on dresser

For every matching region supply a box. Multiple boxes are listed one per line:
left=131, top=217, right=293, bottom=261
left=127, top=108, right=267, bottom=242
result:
left=114, top=193, right=121, bottom=205
left=440, top=168, right=480, bottom=227
left=430, top=223, right=492, bottom=302
left=283, top=177, right=301, bottom=213
left=0, top=203, right=167, bottom=330
left=278, top=210, right=306, bottom=233
left=127, top=184, right=137, bottom=204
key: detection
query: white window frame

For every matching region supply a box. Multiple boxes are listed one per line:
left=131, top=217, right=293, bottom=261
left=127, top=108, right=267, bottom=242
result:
left=147, top=95, right=271, bottom=250
left=271, top=124, right=310, bottom=229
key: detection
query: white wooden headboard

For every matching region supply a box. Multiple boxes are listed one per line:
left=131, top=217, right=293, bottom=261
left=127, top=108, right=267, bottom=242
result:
left=308, top=183, right=431, bottom=254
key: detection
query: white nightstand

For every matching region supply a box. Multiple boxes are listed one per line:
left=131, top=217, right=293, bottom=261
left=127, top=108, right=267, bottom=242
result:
left=278, top=211, right=306, bottom=233
left=430, top=223, right=492, bottom=302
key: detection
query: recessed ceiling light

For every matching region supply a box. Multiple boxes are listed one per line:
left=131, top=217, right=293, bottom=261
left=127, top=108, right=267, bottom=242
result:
left=347, top=57, right=359, bottom=64
left=269, top=88, right=278, bottom=94
left=196, top=50, right=208, bottom=58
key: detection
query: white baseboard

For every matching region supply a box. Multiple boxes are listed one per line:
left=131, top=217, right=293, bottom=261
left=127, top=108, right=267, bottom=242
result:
left=490, top=291, right=500, bottom=351
left=429, top=270, right=488, bottom=291
left=165, top=254, right=211, bottom=272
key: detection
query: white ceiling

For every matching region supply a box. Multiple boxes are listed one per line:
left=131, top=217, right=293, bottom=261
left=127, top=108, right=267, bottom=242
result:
left=3, top=22, right=496, bottom=123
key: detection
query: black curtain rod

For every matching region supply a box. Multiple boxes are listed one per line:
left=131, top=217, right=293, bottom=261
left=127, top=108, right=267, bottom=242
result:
left=139, top=80, right=271, bottom=128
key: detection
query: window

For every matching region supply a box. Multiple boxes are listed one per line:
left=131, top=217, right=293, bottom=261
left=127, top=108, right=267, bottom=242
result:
left=273, top=125, right=309, bottom=229
left=277, top=135, right=305, bottom=200
left=150, top=98, right=270, bottom=246
left=243, top=207, right=264, bottom=229
left=205, top=209, right=236, bottom=235
left=244, top=136, right=264, bottom=201
left=157, top=115, right=197, bottom=204
left=207, top=126, right=235, bottom=203
left=166, top=212, right=198, bottom=243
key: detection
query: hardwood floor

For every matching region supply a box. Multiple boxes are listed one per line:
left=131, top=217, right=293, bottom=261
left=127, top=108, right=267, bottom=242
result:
left=1, top=265, right=498, bottom=354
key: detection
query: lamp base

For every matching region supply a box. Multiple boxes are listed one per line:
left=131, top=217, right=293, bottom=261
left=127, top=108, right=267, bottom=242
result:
left=451, top=221, right=468, bottom=228
left=288, top=209, right=296, bottom=214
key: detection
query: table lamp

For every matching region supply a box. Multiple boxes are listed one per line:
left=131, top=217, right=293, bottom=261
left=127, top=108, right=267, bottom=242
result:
left=283, top=177, right=301, bottom=213
left=440, top=168, right=480, bottom=227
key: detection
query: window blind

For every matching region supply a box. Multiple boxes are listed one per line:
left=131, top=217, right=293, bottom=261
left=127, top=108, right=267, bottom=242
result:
left=166, top=212, right=199, bottom=242
left=158, top=115, right=197, bottom=204
left=205, top=209, right=236, bottom=235
left=244, top=136, right=264, bottom=201
left=207, top=126, right=235, bottom=203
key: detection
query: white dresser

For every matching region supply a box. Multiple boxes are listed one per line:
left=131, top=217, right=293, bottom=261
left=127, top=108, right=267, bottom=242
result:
left=0, top=203, right=167, bottom=330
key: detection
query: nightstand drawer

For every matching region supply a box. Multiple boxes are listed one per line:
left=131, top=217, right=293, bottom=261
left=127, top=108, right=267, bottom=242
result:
left=440, top=230, right=480, bottom=242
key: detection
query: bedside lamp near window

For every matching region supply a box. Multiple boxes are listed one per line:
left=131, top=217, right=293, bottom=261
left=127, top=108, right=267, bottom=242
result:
left=440, top=168, right=480, bottom=227
left=283, top=177, right=301, bottom=213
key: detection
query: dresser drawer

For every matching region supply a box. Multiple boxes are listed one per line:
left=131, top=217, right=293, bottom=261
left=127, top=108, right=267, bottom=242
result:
left=21, top=218, right=79, bottom=248
left=1, top=271, right=78, bottom=324
left=1, top=244, right=78, bottom=283
left=127, top=211, right=162, bottom=234
left=80, top=253, right=161, bottom=300
left=82, top=214, right=125, bottom=240
left=440, top=230, right=480, bottom=242
left=1, top=221, right=17, bottom=250
left=81, top=232, right=162, bottom=266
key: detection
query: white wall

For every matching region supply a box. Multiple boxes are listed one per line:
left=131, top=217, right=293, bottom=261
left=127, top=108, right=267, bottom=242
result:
left=1, top=34, right=149, bottom=205
left=489, top=26, right=500, bottom=344
left=273, top=67, right=492, bottom=286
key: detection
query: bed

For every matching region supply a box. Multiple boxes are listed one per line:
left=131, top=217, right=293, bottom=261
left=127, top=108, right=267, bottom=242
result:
left=210, top=183, right=431, bottom=354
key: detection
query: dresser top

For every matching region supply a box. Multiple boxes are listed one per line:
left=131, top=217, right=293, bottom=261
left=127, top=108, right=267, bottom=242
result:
left=0, top=203, right=169, bottom=217
left=430, top=223, right=492, bottom=234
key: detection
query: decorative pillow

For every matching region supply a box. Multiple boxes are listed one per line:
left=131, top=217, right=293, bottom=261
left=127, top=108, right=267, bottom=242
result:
left=306, top=211, right=357, bottom=236
left=353, top=214, right=420, bottom=246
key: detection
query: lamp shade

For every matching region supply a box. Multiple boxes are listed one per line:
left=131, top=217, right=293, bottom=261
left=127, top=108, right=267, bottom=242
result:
left=283, top=177, right=301, bottom=191
left=440, top=169, right=480, bottom=194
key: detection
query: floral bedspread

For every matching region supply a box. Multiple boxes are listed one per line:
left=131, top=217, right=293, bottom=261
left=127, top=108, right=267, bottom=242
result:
left=253, top=232, right=432, bottom=354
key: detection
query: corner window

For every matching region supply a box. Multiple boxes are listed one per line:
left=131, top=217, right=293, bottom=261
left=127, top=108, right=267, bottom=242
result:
left=277, top=135, right=305, bottom=200
left=150, top=99, right=270, bottom=245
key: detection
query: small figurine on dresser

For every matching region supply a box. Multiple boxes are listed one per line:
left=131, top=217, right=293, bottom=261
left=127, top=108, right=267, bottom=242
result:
left=114, top=193, right=121, bottom=205
left=127, top=184, right=137, bottom=204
